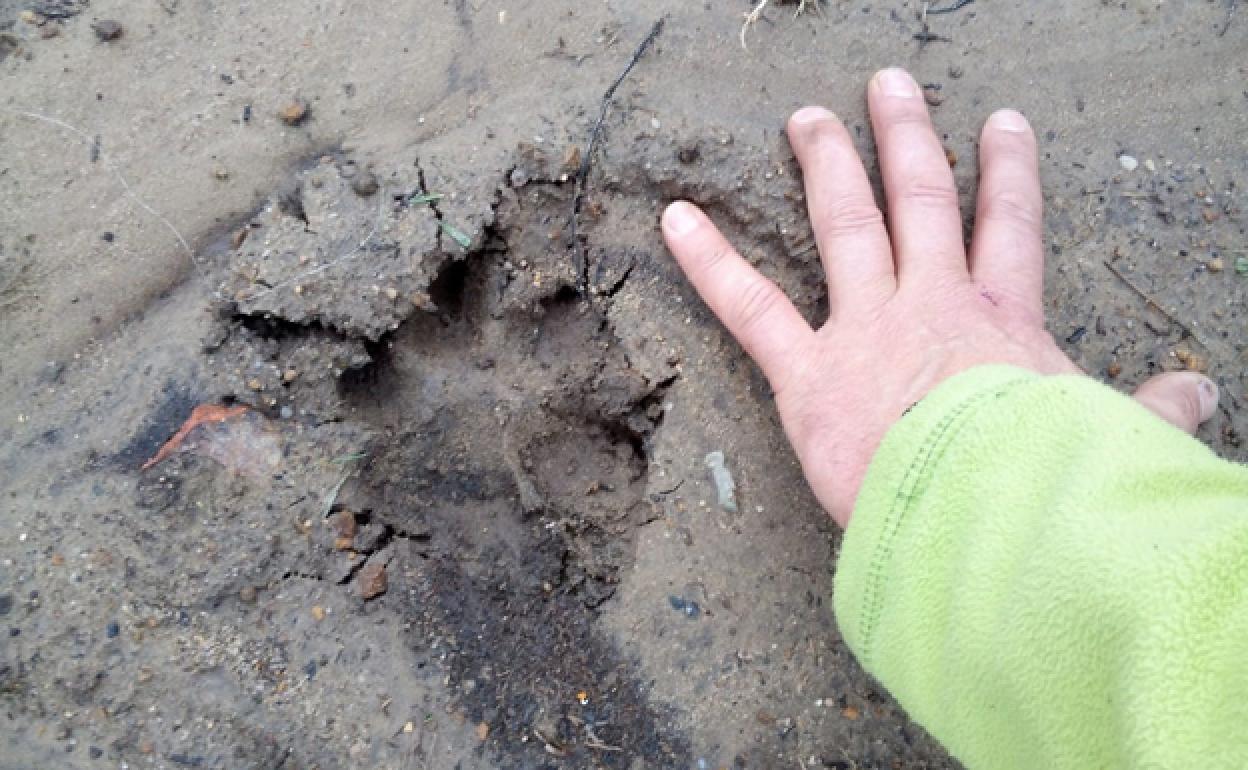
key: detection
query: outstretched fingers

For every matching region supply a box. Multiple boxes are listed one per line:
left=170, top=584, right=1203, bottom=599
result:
left=662, top=201, right=813, bottom=382
left=970, top=109, right=1046, bottom=325
left=786, top=107, right=895, bottom=314
left=868, top=68, right=968, bottom=285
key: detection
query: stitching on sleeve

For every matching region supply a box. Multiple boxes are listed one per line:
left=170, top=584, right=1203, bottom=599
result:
left=854, top=380, right=1030, bottom=667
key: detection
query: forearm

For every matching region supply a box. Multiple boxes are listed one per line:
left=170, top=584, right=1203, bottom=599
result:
left=835, top=366, right=1248, bottom=769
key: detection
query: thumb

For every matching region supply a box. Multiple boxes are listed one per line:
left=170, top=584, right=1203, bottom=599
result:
left=1132, top=371, right=1219, bottom=435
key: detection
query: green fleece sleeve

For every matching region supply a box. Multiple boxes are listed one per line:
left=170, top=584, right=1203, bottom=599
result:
left=834, top=365, right=1248, bottom=769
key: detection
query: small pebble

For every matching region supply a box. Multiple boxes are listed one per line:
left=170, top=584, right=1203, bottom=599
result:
left=704, top=451, right=738, bottom=513
left=279, top=99, right=309, bottom=126
left=562, top=145, right=582, bottom=174
left=91, top=20, right=124, bottom=42
left=351, top=170, right=379, bottom=196
left=1175, top=349, right=1207, bottom=372
left=948, top=64, right=964, bottom=79
left=238, top=585, right=257, bottom=603
left=356, top=562, right=388, bottom=600
left=326, top=511, right=356, bottom=541
left=923, top=86, right=944, bottom=107
left=1208, top=257, right=1224, bottom=273
left=1118, top=154, right=1139, bottom=172
left=18, top=9, right=38, bottom=24
left=105, top=621, right=120, bottom=638
left=1144, top=158, right=1156, bottom=173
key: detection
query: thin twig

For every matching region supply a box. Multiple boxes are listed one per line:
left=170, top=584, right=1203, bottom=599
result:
left=741, top=0, right=772, bottom=48
left=2, top=108, right=198, bottom=266
left=1102, top=260, right=1211, bottom=349
left=570, top=18, right=665, bottom=294
left=926, top=0, right=975, bottom=15
left=742, top=0, right=819, bottom=49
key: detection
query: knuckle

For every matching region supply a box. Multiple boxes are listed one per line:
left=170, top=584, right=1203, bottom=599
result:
left=819, top=199, right=885, bottom=238
left=900, top=178, right=960, bottom=209
left=732, top=278, right=785, bottom=336
left=982, top=190, right=1042, bottom=233
left=697, top=244, right=734, bottom=271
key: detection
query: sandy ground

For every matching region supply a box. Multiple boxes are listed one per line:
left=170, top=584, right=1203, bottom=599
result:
left=1, top=1, right=1245, bottom=768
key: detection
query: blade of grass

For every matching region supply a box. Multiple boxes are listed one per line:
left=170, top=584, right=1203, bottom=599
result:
left=406, top=192, right=444, bottom=206
left=438, top=219, right=472, bottom=249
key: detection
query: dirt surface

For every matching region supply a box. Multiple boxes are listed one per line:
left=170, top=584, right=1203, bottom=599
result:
left=2, top=1, right=1245, bottom=768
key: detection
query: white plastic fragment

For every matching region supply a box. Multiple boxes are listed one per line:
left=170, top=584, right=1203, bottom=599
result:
left=704, top=451, right=738, bottom=513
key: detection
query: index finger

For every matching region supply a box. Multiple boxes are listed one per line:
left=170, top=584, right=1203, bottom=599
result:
left=662, top=201, right=813, bottom=382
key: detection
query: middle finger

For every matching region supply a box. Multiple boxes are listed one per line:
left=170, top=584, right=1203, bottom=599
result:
left=868, top=68, right=968, bottom=286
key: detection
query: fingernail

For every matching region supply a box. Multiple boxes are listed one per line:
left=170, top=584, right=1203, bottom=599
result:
left=791, top=106, right=837, bottom=125
left=875, top=68, right=917, bottom=98
left=663, top=201, right=702, bottom=237
left=989, top=109, right=1030, bottom=133
left=1197, top=376, right=1220, bottom=421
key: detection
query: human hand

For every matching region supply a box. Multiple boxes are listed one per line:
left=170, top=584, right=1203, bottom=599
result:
left=662, top=67, right=1219, bottom=528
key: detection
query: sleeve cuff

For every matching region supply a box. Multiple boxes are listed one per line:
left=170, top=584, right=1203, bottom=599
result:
left=833, top=364, right=1039, bottom=666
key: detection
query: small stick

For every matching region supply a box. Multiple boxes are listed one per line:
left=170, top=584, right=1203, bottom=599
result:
left=742, top=0, right=819, bottom=49
left=741, top=0, right=772, bottom=48
left=570, top=18, right=665, bottom=294
left=1102, top=260, right=1211, bottom=349
left=927, top=0, right=975, bottom=14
